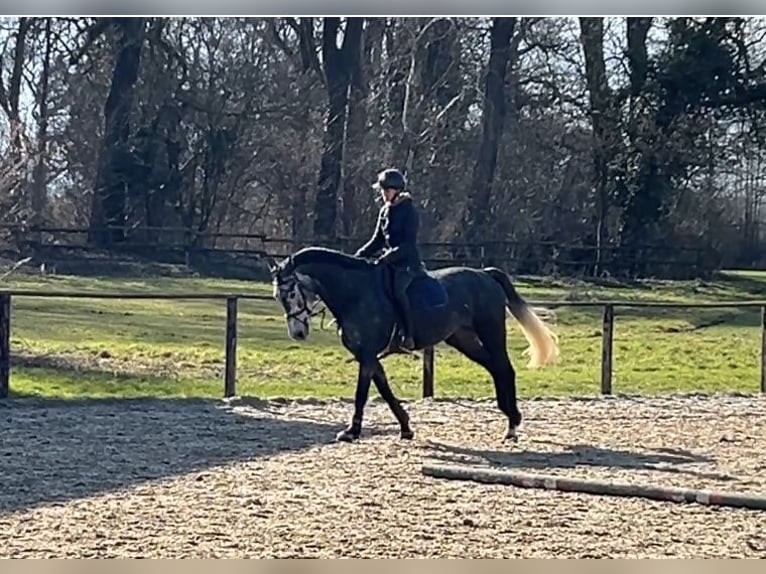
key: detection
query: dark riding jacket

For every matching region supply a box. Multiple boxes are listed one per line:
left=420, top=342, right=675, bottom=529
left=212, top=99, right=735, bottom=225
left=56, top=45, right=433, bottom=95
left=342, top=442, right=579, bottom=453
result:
left=355, top=193, right=424, bottom=271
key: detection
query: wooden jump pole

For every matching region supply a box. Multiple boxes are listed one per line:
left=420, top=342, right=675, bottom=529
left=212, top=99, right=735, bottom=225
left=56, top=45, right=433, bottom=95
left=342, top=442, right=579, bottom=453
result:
left=422, top=463, right=766, bottom=511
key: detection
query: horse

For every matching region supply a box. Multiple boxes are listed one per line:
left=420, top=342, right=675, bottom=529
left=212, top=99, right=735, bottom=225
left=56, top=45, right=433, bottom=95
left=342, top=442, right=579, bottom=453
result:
left=268, top=246, right=559, bottom=443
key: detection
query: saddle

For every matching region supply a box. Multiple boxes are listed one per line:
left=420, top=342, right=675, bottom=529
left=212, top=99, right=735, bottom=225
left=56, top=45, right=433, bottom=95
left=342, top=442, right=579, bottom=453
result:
left=378, top=264, right=448, bottom=311
left=376, top=263, right=448, bottom=360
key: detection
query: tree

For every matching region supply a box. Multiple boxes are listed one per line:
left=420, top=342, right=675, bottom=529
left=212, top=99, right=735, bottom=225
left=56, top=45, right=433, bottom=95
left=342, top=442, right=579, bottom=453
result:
left=30, top=18, right=53, bottom=227
left=578, top=17, right=621, bottom=274
left=88, top=18, right=147, bottom=246
left=312, top=17, right=364, bottom=239
left=461, top=18, right=517, bottom=241
left=0, top=17, right=31, bottom=223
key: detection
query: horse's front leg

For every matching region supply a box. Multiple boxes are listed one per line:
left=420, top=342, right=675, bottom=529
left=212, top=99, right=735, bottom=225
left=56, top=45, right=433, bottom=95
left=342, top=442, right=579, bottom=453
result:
left=335, top=361, right=373, bottom=442
left=371, top=361, right=413, bottom=440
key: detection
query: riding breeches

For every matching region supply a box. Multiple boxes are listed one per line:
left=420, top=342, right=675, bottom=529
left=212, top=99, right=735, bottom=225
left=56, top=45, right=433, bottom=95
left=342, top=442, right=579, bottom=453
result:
left=392, top=267, right=419, bottom=338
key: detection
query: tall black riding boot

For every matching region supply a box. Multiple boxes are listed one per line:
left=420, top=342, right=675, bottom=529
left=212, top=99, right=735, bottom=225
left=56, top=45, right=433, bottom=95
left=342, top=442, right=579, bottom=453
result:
left=397, top=294, right=415, bottom=350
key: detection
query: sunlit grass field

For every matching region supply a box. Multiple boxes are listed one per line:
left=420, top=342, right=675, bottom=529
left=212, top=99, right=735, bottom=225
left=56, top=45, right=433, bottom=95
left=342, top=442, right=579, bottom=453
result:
left=3, top=269, right=765, bottom=400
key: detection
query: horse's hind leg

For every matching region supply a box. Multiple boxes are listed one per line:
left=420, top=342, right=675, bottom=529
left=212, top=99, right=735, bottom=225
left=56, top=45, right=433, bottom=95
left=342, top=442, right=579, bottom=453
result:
left=445, top=327, right=518, bottom=441
left=371, top=360, right=413, bottom=439
left=473, top=320, right=522, bottom=441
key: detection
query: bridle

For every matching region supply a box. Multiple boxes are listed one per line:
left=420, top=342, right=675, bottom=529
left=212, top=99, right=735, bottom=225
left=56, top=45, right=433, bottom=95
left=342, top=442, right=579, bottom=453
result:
left=274, top=271, right=331, bottom=331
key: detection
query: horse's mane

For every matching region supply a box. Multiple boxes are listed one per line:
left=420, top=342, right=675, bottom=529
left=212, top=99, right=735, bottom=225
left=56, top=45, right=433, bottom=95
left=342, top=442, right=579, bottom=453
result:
left=286, top=246, right=374, bottom=271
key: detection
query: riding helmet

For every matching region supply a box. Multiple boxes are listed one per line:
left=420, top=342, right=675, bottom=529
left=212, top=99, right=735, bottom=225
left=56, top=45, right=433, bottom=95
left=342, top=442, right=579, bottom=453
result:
left=372, top=168, right=407, bottom=191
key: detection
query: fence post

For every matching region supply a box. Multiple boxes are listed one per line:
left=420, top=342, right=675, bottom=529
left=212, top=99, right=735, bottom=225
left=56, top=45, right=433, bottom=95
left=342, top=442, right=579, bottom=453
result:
left=423, top=346, right=434, bottom=398
left=0, top=294, right=10, bottom=399
left=224, top=297, right=238, bottom=398
left=761, top=306, right=765, bottom=394
left=601, top=304, right=614, bottom=395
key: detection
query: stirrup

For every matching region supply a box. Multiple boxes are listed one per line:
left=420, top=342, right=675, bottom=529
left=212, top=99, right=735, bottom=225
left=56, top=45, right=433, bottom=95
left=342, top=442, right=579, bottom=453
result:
left=377, top=347, right=421, bottom=361
left=376, top=329, right=420, bottom=361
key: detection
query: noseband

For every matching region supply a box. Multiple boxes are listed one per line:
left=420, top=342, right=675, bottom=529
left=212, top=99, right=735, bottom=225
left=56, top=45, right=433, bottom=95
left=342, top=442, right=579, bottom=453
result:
left=278, top=274, right=326, bottom=330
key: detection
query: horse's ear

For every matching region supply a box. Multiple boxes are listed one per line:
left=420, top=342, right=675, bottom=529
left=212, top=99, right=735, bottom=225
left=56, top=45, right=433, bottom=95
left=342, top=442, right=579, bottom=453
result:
left=266, top=256, right=278, bottom=274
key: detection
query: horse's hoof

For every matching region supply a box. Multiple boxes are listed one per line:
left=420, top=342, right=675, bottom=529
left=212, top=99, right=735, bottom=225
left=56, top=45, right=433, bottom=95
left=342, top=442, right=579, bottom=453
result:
left=505, top=428, right=519, bottom=442
left=335, top=428, right=360, bottom=442
left=400, top=429, right=415, bottom=440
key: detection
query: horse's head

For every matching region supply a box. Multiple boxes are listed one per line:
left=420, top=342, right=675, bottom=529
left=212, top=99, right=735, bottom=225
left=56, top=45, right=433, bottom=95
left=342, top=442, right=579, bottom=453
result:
left=268, top=255, right=320, bottom=341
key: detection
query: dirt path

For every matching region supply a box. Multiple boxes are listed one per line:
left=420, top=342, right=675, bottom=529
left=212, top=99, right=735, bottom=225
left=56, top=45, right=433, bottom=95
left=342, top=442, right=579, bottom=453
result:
left=2, top=394, right=766, bottom=558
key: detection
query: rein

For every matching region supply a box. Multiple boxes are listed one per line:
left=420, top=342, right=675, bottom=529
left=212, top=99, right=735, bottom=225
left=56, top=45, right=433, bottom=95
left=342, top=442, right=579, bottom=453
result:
left=287, top=278, right=335, bottom=331
left=309, top=303, right=335, bottom=330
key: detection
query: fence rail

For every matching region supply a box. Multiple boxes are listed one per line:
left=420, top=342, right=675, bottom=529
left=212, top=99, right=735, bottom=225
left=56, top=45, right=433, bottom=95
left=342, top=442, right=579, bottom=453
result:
left=1, top=223, right=719, bottom=278
left=0, top=289, right=765, bottom=399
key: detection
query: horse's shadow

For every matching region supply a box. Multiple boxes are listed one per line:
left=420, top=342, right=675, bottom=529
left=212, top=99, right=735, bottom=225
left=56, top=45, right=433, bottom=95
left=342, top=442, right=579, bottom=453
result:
left=0, top=396, right=344, bottom=515
left=424, top=439, right=737, bottom=482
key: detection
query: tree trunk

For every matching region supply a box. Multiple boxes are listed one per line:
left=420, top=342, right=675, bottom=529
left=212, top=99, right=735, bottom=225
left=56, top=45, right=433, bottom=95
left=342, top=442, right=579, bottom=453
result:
left=0, top=17, right=30, bottom=173
left=619, top=18, right=665, bottom=269
left=341, top=18, right=378, bottom=239
left=312, top=17, right=364, bottom=240
left=579, top=17, right=616, bottom=276
left=30, top=18, right=52, bottom=227
left=625, top=17, right=652, bottom=143
left=461, top=17, right=516, bottom=242
left=88, top=17, right=146, bottom=247
left=290, top=18, right=316, bottom=250
left=142, top=106, right=183, bottom=233
left=8, top=18, right=29, bottom=161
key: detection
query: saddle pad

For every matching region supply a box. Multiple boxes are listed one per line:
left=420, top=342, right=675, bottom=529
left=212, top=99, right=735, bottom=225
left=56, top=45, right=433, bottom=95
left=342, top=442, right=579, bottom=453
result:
left=408, top=275, right=449, bottom=310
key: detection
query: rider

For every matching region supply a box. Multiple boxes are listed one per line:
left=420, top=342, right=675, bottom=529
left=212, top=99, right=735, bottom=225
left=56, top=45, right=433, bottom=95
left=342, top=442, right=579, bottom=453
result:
left=355, top=168, right=425, bottom=350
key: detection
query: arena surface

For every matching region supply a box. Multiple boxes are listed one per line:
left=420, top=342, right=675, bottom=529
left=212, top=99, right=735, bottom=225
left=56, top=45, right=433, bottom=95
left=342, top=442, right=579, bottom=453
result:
left=2, top=394, right=766, bottom=558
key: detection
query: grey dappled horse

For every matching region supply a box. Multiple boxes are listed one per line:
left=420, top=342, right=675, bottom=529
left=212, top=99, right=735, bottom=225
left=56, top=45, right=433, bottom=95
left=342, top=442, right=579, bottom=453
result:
left=269, top=246, right=559, bottom=443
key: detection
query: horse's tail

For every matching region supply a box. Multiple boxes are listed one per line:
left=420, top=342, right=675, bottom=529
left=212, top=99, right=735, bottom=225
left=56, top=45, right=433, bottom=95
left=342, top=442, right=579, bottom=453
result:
left=483, top=267, right=560, bottom=369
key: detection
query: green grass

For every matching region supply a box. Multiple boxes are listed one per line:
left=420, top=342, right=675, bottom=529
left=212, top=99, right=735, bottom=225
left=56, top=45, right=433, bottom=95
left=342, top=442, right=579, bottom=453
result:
left=3, top=270, right=766, bottom=400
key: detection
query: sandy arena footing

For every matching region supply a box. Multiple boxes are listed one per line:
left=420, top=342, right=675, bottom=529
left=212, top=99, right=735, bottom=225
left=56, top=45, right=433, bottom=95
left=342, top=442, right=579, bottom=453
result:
left=2, top=394, right=766, bottom=558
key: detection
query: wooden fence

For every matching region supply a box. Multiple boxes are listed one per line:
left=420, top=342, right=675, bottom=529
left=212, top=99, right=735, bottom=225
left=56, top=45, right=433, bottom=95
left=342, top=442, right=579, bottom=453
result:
left=1, top=223, right=717, bottom=279
left=0, top=290, right=765, bottom=399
